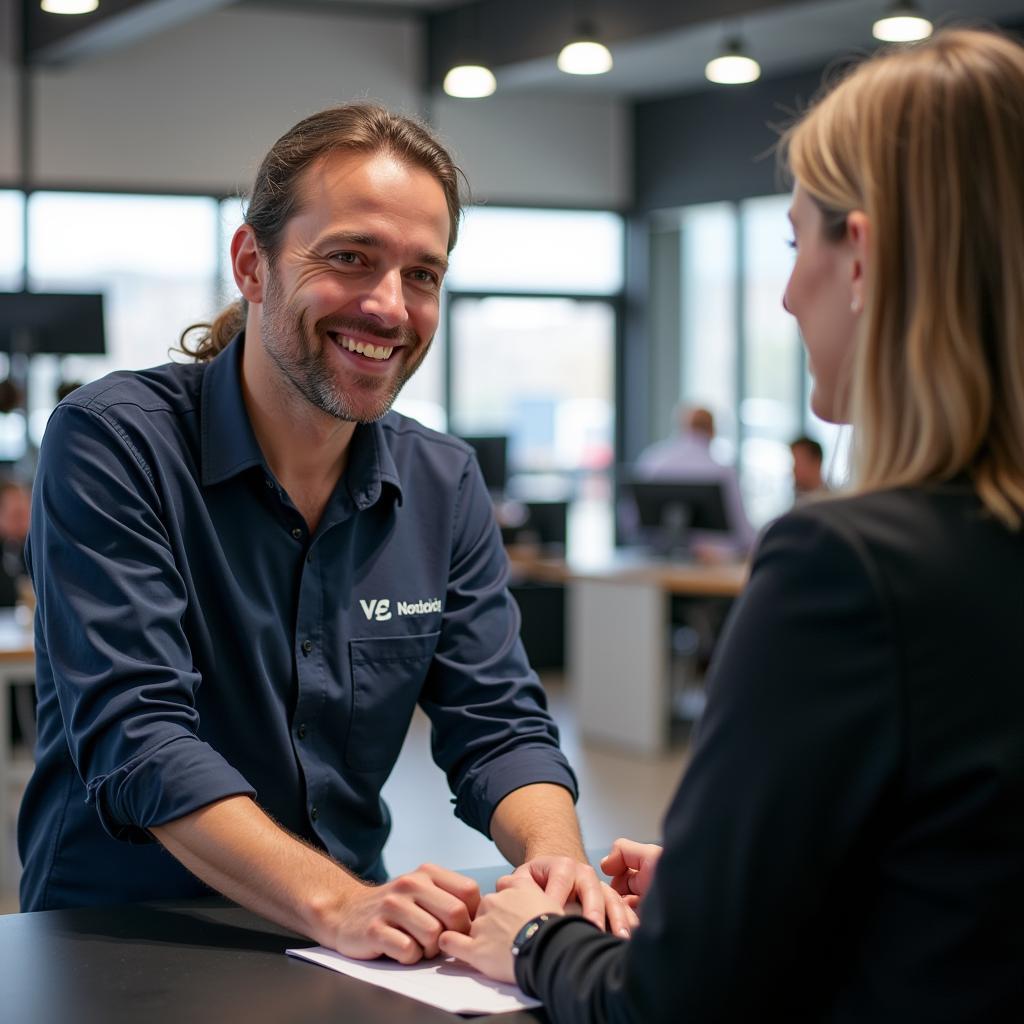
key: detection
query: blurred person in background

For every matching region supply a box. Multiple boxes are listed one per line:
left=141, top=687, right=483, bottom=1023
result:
left=634, top=403, right=756, bottom=556
left=789, top=434, right=826, bottom=498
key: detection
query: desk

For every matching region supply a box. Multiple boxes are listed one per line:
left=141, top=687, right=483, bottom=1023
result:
left=0, top=610, right=33, bottom=892
left=508, top=548, right=748, bottom=755
left=0, top=866, right=540, bottom=1024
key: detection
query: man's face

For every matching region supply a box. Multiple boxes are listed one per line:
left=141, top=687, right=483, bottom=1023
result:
left=255, top=150, right=450, bottom=424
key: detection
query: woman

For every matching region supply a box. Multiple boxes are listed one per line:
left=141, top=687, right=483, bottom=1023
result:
left=439, top=29, right=1024, bottom=1022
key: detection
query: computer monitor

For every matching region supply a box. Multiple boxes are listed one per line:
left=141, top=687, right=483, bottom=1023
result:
left=0, top=291, right=106, bottom=355
left=459, top=435, right=509, bottom=495
left=499, top=500, right=568, bottom=552
left=624, top=479, right=730, bottom=556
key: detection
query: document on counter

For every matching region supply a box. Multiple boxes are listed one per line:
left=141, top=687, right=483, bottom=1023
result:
left=286, top=945, right=543, bottom=1016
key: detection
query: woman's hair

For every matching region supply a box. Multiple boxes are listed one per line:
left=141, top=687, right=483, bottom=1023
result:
left=784, top=28, right=1024, bottom=528
left=180, top=104, right=464, bottom=362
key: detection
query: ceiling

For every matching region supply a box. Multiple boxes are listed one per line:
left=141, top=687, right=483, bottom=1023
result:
left=20, top=0, right=1024, bottom=99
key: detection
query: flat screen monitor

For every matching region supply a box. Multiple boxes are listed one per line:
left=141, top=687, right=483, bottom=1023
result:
left=0, top=291, right=106, bottom=355
left=499, top=500, right=568, bottom=552
left=460, top=434, right=509, bottom=495
left=624, top=479, right=730, bottom=555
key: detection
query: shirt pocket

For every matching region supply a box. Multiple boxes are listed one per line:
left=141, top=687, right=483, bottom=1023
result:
left=346, top=631, right=440, bottom=772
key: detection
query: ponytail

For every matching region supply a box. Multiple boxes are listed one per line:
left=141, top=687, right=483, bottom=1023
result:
left=177, top=299, right=247, bottom=362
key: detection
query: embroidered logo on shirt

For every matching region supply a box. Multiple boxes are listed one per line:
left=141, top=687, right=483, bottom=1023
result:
left=359, top=597, right=443, bottom=621
left=359, top=598, right=392, bottom=621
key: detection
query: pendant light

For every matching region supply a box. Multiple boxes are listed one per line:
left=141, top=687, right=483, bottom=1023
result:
left=872, top=1, right=933, bottom=43
left=705, top=38, right=761, bottom=86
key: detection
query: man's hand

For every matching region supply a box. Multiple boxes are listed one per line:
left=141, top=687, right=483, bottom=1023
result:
left=439, top=872, right=563, bottom=983
left=329, top=863, right=481, bottom=964
left=508, top=855, right=639, bottom=938
left=600, top=838, right=663, bottom=910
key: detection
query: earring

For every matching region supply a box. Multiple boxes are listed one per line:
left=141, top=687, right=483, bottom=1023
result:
left=850, top=295, right=862, bottom=315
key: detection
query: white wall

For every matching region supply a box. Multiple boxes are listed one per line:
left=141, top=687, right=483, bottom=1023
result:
left=0, top=2, right=630, bottom=206
left=434, top=93, right=631, bottom=208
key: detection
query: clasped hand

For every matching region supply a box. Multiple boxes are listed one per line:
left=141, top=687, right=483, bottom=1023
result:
left=438, top=842, right=657, bottom=983
left=331, top=848, right=648, bottom=972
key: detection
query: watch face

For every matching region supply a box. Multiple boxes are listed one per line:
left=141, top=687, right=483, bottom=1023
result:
left=512, top=914, right=549, bottom=956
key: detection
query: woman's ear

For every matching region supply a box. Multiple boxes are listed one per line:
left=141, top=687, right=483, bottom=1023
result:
left=231, top=225, right=265, bottom=305
left=846, top=210, right=870, bottom=315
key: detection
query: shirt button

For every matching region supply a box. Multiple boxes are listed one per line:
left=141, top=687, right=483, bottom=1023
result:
left=291, top=527, right=303, bottom=540
left=297, top=723, right=307, bottom=739
left=310, top=805, right=319, bottom=821
left=301, top=639, right=313, bottom=655
left=306, top=552, right=313, bottom=564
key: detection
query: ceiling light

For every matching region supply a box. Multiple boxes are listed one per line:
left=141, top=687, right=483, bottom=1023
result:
left=443, top=64, right=497, bottom=99
left=705, top=39, right=761, bottom=85
left=557, top=35, right=613, bottom=76
left=872, top=2, right=933, bottom=43
left=40, top=0, right=98, bottom=12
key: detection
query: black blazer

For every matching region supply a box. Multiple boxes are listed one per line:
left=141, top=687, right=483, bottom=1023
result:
left=519, top=482, right=1024, bottom=1023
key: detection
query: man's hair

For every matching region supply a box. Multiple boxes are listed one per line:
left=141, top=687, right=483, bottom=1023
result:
left=180, top=104, right=464, bottom=362
left=790, top=436, right=824, bottom=464
left=783, top=28, right=1024, bottom=528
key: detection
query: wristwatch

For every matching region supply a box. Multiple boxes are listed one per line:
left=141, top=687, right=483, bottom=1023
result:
left=511, top=913, right=555, bottom=960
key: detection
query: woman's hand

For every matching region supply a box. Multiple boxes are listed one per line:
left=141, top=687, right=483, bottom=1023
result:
left=600, top=838, right=663, bottom=910
left=438, top=872, right=563, bottom=983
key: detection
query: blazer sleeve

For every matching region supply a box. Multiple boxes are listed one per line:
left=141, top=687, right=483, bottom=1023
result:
left=521, top=506, right=904, bottom=1024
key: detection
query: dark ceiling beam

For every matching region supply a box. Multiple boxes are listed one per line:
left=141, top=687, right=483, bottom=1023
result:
left=426, top=0, right=826, bottom=86
left=23, top=0, right=234, bottom=66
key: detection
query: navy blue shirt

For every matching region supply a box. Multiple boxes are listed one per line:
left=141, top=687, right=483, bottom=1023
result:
left=18, top=336, right=576, bottom=911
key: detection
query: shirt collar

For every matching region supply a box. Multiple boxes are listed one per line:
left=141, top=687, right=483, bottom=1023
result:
left=342, top=416, right=404, bottom=512
left=200, top=334, right=267, bottom=487
left=200, top=332, right=404, bottom=508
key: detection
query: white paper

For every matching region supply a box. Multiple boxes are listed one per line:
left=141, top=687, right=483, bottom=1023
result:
left=286, top=945, right=542, bottom=1016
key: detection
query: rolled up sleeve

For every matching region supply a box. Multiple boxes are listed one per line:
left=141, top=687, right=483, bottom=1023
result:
left=418, top=455, right=577, bottom=835
left=32, top=404, right=255, bottom=843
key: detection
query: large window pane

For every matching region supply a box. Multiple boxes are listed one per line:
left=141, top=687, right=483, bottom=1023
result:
left=447, top=208, right=623, bottom=294
left=740, top=194, right=801, bottom=525
left=680, top=202, right=738, bottom=455
left=449, top=296, right=615, bottom=478
left=28, top=192, right=220, bottom=444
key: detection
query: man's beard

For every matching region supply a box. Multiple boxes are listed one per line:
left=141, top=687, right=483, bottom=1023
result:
left=259, top=272, right=429, bottom=424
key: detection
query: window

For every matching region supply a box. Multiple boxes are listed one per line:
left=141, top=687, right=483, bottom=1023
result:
left=446, top=208, right=622, bottom=490
left=449, top=296, right=615, bottom=475
left=26, top=192, right=220, bottom=445
left=740, top=194, right=801, bottom=524
left=652, top=194, right=844, bottom=526
left=679, top=202, right=738, bottom=453
left=447, top=207, right=623, bottom=295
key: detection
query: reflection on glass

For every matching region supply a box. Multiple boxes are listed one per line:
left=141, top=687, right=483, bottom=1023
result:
left=447, top=208, right=623, bottom=294
left=449, top=296, right=615, bottom=478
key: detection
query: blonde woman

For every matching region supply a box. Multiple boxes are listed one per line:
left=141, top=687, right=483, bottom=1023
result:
left=440, top=29, right=1024, bottom=1022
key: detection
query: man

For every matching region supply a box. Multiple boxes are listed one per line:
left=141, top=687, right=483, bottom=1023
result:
left=18, top=105, right=630, bottom=960
left=789, top=435, right=826, bottom=498
left=634, top=404, right=755, bottom=555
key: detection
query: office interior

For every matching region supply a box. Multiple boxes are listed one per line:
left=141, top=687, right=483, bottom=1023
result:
left=1, top=0, right=1020, bottom=909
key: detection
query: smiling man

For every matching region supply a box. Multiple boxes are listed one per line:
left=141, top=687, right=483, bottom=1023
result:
left=17, top=105, right=630, bottom=959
